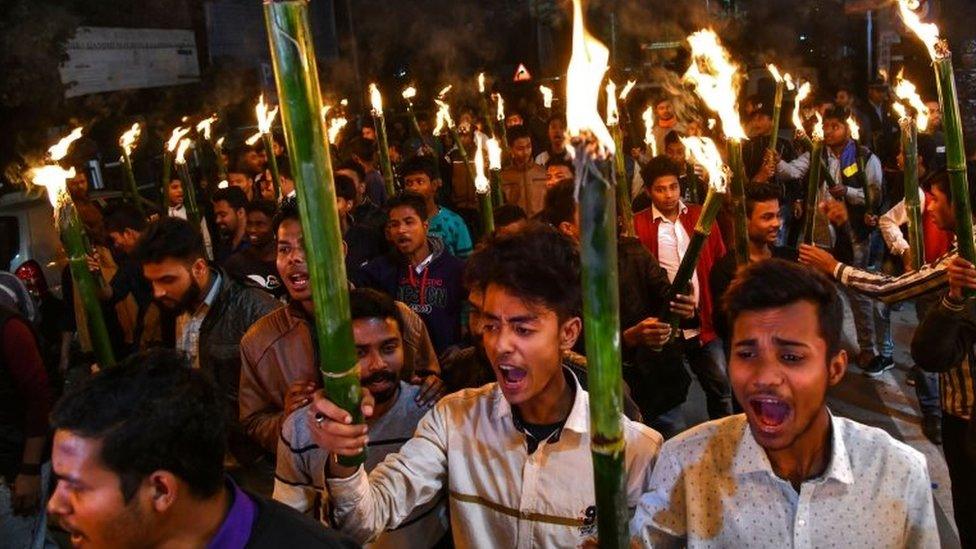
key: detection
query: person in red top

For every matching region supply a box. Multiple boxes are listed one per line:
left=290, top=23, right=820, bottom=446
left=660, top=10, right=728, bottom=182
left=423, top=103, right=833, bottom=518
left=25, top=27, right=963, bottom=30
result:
left=633, top=156, right=732, bottom=420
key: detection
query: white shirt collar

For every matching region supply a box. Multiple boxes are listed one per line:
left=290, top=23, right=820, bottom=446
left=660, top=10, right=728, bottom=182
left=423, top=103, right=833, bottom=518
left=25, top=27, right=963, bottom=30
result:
left=490, top=367, right=589, bottom=435
left=650, top=201, right=688, bottom=223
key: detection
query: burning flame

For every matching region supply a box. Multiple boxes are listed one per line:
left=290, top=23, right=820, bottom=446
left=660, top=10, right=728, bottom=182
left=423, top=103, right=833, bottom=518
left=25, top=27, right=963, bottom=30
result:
left=684, top=29, right=746, bottom=141
left=49, top=127, right=84, bottom=161
left=783, top=73, right=795, bottom=91
left=166, top=126, right=190, bottom=153
left=897, top=0, right=942, bottom=60
left=486, top=137, right=503, bottom=171
left=216, top=137, right=225, bottom=150
left=402, top=86, right=417, bottom=101
left=437, top=85, right=452, bottom=99
left=369, top=83, right=383, bottom=116
left=433, top=99, right=454, bottom=135
left=893, top=71, right=931, bottom=131
left=478, top=72, right=486, bottom=94
left=321, top=104, right=332, bottom=120
left=196, top=115, right=217, bottom=141
left=217, top=180, right=229, bottom=189
left=328, top=117, right=348, bottom=145
left=340, top=98, right=349, bottom=107
left=539, top=85, right=554, bottom=109
left=245, top=131, right=262, bottom=147
left=256, top=94, right=279, bottom=135
left=846, top=116, right=861, bottom=141
left=680, top=136, right=728, bottom=193
left=811, top=112, right=824, bottom=141
left=792, top=81, right=812, bottom=132
left=565, top=0, right=614, bottom=154
left=642, top=106, right=657, bottom=157
left=31, top=165, right=76, bottom=209
left=767, top=63, right=784, bottom=83
left=174, top=138, right=192, bottom=165
left=473, top=134, right=490, bottom=194
left=619, top=80, right=637, bottom=101
left=494, top=93, right=505, bottom=122
left=119, top=123, right=141, bottom=156
left=605, top=80, right=619, bottom=126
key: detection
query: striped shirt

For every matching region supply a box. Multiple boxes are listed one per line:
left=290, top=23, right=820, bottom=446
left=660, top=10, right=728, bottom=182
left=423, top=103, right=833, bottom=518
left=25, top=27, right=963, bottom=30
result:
left=913, top=294, right=976, bottom=420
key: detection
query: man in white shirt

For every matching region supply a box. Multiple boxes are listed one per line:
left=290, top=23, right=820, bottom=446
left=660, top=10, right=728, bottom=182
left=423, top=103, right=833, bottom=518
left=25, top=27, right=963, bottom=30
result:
left=308, top=223, right=663, bottom=548
left=631, top=259, right=938, bottom=548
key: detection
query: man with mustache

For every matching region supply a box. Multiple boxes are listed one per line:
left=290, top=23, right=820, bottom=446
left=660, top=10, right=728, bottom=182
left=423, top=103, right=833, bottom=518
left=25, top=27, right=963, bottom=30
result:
left=211, top=186, right=250, bottom=266
left=274, top=288, right=449, bottom=547
left=631, top=259, right=937, bottom=547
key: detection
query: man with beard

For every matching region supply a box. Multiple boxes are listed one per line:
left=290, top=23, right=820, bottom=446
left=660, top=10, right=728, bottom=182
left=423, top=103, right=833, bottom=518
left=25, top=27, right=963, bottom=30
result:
left=631, top=259, right=937, bottom=547
left=225, top=200, right=284, bottom=298
left=355, top=192, right=466, bottom=355
left=649, top=97, right=685, bottom=156
left=47, top=349, right=356, bottom=549
left=165, top=179, right=213, bottom=259
left=239, top=201, right=440, bottom=456
left=273, top=289, right=449, bottom=548
left=134, top=217, right=279, bottom=492
left=309, top=222, right=662, bottom=547
left=211, top=186, right=250, bottom=266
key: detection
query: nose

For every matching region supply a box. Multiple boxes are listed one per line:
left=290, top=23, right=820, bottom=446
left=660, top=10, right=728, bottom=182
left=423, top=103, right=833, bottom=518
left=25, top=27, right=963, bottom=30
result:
left=47, top=481, right=71, bottom=517
left=491, top=324, right=516, bottom=359
left=751, top=355, right=785, bottom=390
left=152, top=283, right=167, bottom=300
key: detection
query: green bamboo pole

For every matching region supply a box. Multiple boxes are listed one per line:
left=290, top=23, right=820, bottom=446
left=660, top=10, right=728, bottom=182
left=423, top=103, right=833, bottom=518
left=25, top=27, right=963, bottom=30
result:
left=265, top=0, right=364, bottom=465
left=449, top=126, right=477, bottom=185
left=175, top=160, right=202, bottom=232
left=495, top=94, right=509, bottom=155
left=478, top=192, right=495, bottom=235
left=933, top=52, right=975, bottom=292
left=575, top=150, right=628, bottom=549
left=769, top=79, right=784, bottom=151
left=160, top=152, right=172, bottom=213
left=802, top=140, right=824, bottom=245
left=120, top=150, right=145, bottom=217
left=796, top=133, right=838, bottom=188
left=610, top=124, right=634, bottom=236
left=666, top=184, right=725, bottom=331
left=490, top=168, right=504, bottom=207
left=373, top=109, right=396, bottom=198
left=901, top=119, right=925, bottom=271
left=727, top=139, right=749, bottom=265
left=213, top=138, right=228, bottom=180
left=262, top=133, right=283, bottom=199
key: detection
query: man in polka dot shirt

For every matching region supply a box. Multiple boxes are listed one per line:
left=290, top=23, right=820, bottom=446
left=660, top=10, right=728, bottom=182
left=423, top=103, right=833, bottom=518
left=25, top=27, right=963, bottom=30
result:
left=631, top=259, right=938, bottom=548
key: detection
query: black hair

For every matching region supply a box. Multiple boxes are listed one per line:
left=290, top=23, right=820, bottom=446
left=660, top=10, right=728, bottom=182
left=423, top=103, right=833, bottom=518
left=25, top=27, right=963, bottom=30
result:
left=723, top=259, right=843, bottom=357
left=547, top=113, right=567, bottom=128
left=471, top=220, right=581, bottom=321
left=211, top=186, right=248, bottom=210
left=542, top=178, right=576, bottom=226
left=916, top=133, right=945, bottom=173
left=272, top=197, right=301, bottom=235
left=822, top=106, right=852, bottom=125
left=384, top=192, right=429, bottom=221
left=745, top=181, right=783, bottom=217
left=349, top=287, right=403, bottom=335
left=50, top=349, right=226, bottom=502
left=399, top=155, right=437, bottom=181
left=349, top=137, right=377, bottom=163
left=134, top=217, right=206, bottom=264
left=335, top=174, right=357, bottom=202
left=336, top=160, right=366, bottom=182
left=245, top=199, right=278, bottom=219
left=545, top=155, right=575, bottom=175
left=104, top=204, right=147, bottom=234
left=229, top=146, right=257, bottom=174
left=640, top=155, right=682, bottom=189
left=664, top=130, right=683, bottom=148
left=506, top=124, right=532, bottom=146
left=922, top=169, right=976, bottom=211
left=494, top=204, right=527, bottom=228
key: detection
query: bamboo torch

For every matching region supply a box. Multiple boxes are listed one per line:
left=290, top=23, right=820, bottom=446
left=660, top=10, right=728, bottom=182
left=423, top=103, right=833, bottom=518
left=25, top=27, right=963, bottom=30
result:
left=606, top=79, right=634, bottom=236
left=539, top=84, right=554, bottom=115
left=893, top=72, right=931, bottom=271
left=565, top=0, right=627, bottom=545
left=32, top=129, right=116, bottom=367
left=641, top=105, right=658, bottom=158
left=767, top=64, right=785, bottom=150
left=898, top=0, right=973, bottom=287
left=802, top=113, right=825, bottom=245
left=845, top=114, right=876, bottom=214
left=119, top=123, right=145, bottom=216
left=684, top=29, right=749, bottom=265
left=473, top=133, right=495, bottom=234
left=196, top=115, right=226, bottom=180
left=494, top=92, right=510, bottom=154
left=173, top=138, right=202, bottom=232
left=477, top=72, right=494, bottom=137
left=434, top=98, right=477, bottom=185
left=402, top=85, right=425, bottom=142
left=264, top=0, right=364, bottom=465
left=369, top=83, right=396, bottom=198
left=256, top=94, right=283, bottom=199
left=486, top=136, right=505, bottom=208
left=162, top=126, right=190, bottom=212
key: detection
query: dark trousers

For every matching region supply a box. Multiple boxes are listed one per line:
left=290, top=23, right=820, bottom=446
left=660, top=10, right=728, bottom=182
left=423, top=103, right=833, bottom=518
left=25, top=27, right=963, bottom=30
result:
left=942, top=414, right=976, bottom=548
left=683, top=336, right=733, bottom=420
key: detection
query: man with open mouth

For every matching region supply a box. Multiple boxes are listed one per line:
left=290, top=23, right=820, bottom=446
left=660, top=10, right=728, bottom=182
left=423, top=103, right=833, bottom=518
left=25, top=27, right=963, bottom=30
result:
left=308, top=222, right=663, bottom=547
left=631, top=259, right=937, bottom=547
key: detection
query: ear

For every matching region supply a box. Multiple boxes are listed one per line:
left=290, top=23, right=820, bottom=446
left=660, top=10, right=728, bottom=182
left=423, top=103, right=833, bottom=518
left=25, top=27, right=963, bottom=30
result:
left=146, top=471, right=180, bottom=513
left=826, top=349, right=847, bottom=387
left=558, top=316, right=582, bottom=352
left=191, top=257, right=209, bottom=282
left=557, top=221, right=576, bottom=239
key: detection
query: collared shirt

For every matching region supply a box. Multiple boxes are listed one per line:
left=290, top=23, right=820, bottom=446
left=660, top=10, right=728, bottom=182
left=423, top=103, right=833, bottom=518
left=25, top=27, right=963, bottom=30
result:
left=651, top=201, right=699, bottom=339
left=878, top=190, right=927, bottom=256
left=326, top=370, right=662, bottom=549
left=176, top=272, right=222, bottom=369
left=207, top=479, right=257, bottom=549
left=631, top=413, right=938, bottom=548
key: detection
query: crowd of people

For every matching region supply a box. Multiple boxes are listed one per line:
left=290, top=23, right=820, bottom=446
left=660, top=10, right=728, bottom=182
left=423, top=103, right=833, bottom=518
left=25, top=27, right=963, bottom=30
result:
left=2, top=75, right=975, bottom=548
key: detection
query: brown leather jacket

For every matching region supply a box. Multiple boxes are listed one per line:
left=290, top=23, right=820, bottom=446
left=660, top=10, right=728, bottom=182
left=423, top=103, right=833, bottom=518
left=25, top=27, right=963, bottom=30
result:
left=239, top=300, right=439, bottom=453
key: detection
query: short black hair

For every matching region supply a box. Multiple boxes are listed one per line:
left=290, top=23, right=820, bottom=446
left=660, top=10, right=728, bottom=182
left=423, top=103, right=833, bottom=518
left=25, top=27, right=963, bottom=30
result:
left=212, top=186, right=248, bottom=210
left=229, top=146, right=258, bottom=173
left=822, top=106, right=852, bottom=125
left=50, top=349, right=226, bottom=502
left=472, top=220, right=581, bottom=321
left=664, top=130, right=683, bottom=148
left=506, top=124, right=532, bottom=146
left=547, top=113, right=567, bottom=128
left=336, top=160, right=366, bottom=182
left=723, top=259, right=843, bottom=357
left=245, top=199, right=278, bottom=219
left=104, top=204, right=147, bottom=234
left=922, top=169, right=976, bottom=210
left=385, top=192, right=429, bottom=221
left=545, top=155, right=575, bottom=176
left=745, top=181, right=783, bottom=217
left=349, top=287, right=403, bottom=334
left=494, top=204, right=527, bottom=228
left=335, top=173, right=357, bottom=202
left=349, top=137, right=377, bottom=163
left=399, top=155, right=437, bottom=182
left=640, top=155, right=682, bottom=189
left=542, top=178, right=576, bottom=226
left=272, top=197, right=301, bottom=235
left=134, top=217, right=206, bottom=264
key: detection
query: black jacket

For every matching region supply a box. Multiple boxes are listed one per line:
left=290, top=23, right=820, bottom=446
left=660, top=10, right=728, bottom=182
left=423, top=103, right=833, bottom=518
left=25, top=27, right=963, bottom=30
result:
left=245, top=489, right=358, bottom=548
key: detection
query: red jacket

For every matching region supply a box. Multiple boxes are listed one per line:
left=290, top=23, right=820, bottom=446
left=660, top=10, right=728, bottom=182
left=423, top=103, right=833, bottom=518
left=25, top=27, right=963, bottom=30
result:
left=634, top=204, right=726, bottom=345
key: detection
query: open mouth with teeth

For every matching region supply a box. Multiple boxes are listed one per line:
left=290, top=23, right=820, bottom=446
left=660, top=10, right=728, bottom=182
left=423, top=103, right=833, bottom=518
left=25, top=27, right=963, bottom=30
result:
left=497, top=364, right=528, bottom=391
left=287, top=272, right=309, bottom=290
left=749, top=397, right=791, bottom=432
